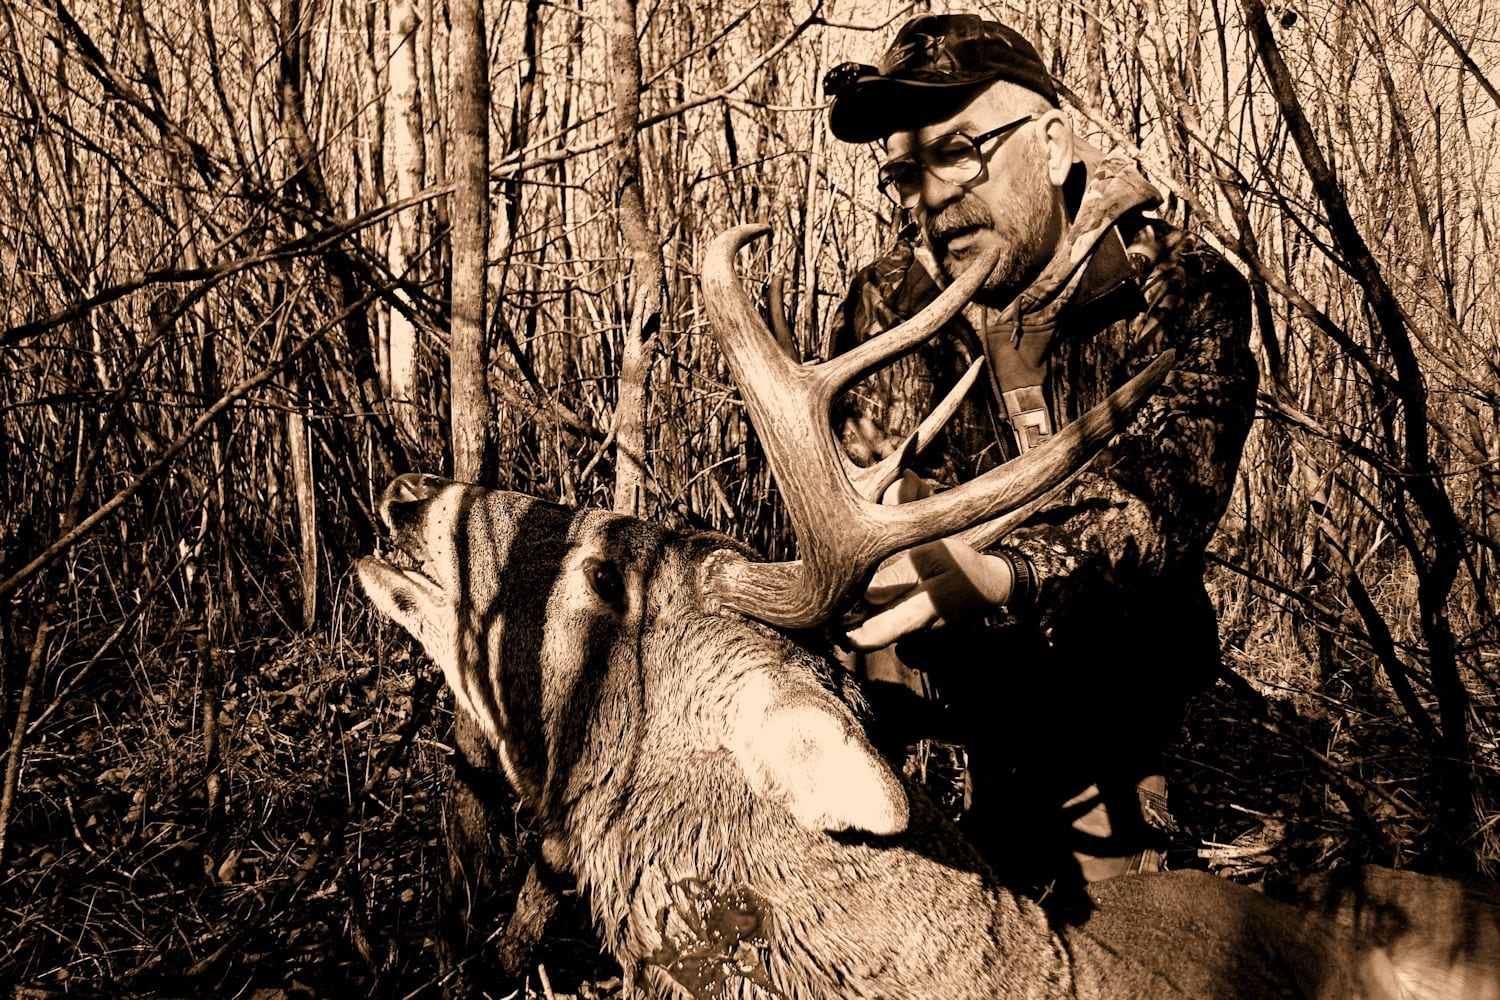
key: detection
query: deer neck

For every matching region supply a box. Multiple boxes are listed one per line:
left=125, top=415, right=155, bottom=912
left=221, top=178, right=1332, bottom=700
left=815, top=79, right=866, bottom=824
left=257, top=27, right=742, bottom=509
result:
left=563, top=755, right=1077, bottom=999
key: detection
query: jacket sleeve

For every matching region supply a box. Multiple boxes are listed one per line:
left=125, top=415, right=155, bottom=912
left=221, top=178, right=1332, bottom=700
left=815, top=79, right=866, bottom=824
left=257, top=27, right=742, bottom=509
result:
left=994, top=231, right=1258, bottom=618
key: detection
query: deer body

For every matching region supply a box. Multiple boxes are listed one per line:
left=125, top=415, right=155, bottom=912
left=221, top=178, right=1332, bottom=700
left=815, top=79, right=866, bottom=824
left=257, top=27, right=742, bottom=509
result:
left=359, top=481, right=1495, bottom=1000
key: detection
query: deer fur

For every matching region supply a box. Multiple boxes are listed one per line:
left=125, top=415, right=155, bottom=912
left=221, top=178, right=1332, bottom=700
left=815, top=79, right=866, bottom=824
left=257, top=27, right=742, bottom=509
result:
left=360, top=475, right=1499, bottom=1000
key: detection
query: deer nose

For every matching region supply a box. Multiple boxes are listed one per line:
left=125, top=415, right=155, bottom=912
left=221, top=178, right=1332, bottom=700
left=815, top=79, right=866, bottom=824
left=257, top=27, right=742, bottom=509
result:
left=378, top=473, right=449, bottom=530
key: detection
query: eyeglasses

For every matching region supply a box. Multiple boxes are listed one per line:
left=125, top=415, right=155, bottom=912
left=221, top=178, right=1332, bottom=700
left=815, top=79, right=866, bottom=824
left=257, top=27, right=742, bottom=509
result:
left=877, top=115, right=1037, bottom=209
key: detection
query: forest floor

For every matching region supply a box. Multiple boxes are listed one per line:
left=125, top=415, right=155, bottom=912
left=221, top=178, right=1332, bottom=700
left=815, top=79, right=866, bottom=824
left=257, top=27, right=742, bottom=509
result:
left=1, top=606, right=1495, bottom=999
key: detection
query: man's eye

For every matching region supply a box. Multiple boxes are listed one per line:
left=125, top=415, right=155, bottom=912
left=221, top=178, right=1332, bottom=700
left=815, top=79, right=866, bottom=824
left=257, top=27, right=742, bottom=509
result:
left=880, top=163, right=919, bottom=192
left=927, top=137, right=974, bottom=168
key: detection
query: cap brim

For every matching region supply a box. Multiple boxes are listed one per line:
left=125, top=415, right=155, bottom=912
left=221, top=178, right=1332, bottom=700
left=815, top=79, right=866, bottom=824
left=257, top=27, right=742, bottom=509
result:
left=829, top=74, right=999, bottom=143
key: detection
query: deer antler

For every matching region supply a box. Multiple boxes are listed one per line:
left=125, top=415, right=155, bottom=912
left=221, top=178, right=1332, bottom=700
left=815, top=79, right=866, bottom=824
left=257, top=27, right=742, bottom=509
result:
left=699, top=224, right=1173, bottom=629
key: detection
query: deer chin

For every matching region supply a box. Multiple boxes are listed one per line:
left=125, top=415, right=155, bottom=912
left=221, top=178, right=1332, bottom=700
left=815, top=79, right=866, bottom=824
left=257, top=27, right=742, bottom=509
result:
left=359, top=473, right=465, bottom=658
left=358, top=555, right=459, bottom=679
left=359, top=554, right=506, bottom=746
left=358, top=551, right=443, bottom=613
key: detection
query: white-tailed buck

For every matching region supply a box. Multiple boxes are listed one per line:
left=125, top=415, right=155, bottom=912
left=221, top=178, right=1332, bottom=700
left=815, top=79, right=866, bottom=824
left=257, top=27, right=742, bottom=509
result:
left=360, top=226, right=1499, bottom=999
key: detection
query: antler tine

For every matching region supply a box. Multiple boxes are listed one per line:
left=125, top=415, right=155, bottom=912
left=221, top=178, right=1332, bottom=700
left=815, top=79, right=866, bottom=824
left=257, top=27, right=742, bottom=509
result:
left=701, top=224, right=917, bottom=628
left=847, top=357, right=987, bottom=503
left=817, top=244, right=1001, bottom=399
left=767, top=272, right=798, bottom=360
left=701, top=225, right=799, bottom=385
left=956, top=486, right=1063, bottom=552
left=870, top=350, right=1176, bottom=554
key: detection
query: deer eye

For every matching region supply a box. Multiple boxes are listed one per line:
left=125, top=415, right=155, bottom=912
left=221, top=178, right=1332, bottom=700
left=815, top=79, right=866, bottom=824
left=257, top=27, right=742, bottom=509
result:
left=584, top=557, right=626, bottom=609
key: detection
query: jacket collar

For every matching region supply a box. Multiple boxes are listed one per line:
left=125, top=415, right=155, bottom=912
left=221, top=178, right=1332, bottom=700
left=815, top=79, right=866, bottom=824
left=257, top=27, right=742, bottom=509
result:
left=955, top=141, right=1161, bottom=423
left=991, top=139, right=1160, bottom=341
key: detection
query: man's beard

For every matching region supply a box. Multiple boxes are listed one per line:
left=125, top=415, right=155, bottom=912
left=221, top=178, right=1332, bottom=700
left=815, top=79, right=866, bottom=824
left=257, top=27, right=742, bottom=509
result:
left=926, top=169, right=1054, bottom=305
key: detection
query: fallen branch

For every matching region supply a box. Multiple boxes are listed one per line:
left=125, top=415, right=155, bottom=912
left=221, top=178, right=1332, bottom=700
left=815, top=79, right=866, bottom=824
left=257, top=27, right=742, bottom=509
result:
left=0, top=610, right=54, bottom=866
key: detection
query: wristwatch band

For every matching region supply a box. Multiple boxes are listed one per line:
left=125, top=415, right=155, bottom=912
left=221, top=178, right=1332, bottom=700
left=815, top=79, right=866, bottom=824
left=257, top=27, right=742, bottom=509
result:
left=1000, top=549, right=1038, bottom=610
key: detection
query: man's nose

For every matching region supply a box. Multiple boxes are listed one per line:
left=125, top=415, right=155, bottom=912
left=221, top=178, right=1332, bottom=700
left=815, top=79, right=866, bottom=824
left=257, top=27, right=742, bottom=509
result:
left=918, top=170, right=965, bottom=214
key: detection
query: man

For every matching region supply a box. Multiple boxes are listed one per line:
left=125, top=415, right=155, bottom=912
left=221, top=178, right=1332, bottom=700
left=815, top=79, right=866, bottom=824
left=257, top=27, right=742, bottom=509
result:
left=823, top=14, right=1257, bottom=913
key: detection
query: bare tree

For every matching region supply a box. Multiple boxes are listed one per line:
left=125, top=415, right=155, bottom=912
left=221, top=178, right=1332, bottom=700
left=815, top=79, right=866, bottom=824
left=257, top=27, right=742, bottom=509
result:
left=606, top=0, right=664, bottom=516
left=449, top=0, right=493, bottom=484
left=386, top=0, right=427, bottom=440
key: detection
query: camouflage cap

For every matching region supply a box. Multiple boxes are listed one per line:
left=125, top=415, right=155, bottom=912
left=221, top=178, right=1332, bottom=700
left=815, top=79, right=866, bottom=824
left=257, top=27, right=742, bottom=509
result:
left=825, top=14, right=1059, bottom=144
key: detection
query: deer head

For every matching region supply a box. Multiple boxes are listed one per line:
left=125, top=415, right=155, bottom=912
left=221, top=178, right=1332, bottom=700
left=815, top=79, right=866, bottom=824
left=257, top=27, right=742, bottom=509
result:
left=358, top=480, right=912, bottom=842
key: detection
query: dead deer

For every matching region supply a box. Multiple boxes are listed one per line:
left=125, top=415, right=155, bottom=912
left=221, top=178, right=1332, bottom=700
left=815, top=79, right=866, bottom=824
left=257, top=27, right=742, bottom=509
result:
left=359, top=226, right=1499, bottom=999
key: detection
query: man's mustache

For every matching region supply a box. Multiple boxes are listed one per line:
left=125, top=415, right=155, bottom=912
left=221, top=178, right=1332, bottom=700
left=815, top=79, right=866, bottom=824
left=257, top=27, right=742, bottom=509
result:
left=928, top=198, right=995, bottom=242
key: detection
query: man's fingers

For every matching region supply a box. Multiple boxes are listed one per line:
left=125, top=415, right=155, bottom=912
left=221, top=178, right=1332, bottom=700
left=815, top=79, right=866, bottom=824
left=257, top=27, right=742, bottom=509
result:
left=865, top=580, right=918, bottom=605
left=909, top=542, right=1014, bottom=608
left=846, top=585, right=940, bottom=650
left=867, top=552, right=919, bottom=592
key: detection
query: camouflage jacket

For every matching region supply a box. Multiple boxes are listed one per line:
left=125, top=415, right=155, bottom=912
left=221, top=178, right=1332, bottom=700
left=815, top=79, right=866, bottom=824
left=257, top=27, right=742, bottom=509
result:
left=831, top=149, right=1257, bottom=685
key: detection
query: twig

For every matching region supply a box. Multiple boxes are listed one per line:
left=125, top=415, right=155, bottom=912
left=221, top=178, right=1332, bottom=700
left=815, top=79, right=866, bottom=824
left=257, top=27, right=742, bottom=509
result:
left=62, top=794, right=99, bottom=857
left=1407, top=0, right=1500, bottom=112
left=25, top=542, right=193, bottom=736
left=197, top=629, right=222, bottom=820
left=0, top=610, right=53, bottom=865
left=1218, top=667, right=1420, bottom=823
left=577, top=418, right=620, bottom=487
left=0, top=188, right=442, bottom=348
left=635, top=2, right=826, bottom=132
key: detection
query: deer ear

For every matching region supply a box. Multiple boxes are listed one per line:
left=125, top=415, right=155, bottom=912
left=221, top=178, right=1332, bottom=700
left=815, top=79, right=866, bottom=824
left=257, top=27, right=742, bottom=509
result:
left=724, top=669, right=909, bottom=835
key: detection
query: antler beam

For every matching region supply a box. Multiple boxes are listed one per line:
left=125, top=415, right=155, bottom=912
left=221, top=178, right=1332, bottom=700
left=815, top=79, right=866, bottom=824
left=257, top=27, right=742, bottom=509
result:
left=699, top=224, right=1174, bottom=629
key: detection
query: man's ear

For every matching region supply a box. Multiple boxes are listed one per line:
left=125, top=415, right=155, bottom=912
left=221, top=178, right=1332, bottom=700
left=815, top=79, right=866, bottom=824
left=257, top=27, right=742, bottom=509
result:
left=1037, top=109, right=1074, bottom=187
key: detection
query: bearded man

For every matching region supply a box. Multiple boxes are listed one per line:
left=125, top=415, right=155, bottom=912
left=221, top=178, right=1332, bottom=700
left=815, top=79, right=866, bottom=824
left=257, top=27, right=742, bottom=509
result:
left=823, top=13, right=1257, bottom=913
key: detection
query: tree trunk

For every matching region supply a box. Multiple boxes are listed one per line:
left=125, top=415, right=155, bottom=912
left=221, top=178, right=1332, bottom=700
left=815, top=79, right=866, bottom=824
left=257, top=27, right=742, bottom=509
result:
left=286, top=374, right=318, bottom=627
left=606, top=0, right=662, bottom=516
left=386, top=0, right=425, bottom=439
left=449, top=0, right=493, bottom=483
left=278, top=0, right=409, bottom=479
left=442, top=1, right=514, bottom=993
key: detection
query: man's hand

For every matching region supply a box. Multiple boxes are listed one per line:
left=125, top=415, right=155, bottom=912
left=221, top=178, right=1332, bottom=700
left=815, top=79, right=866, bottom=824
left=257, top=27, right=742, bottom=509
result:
left=844, top=471, right=1014, bottom=651
left=845, top=538, right=1015, bottom=650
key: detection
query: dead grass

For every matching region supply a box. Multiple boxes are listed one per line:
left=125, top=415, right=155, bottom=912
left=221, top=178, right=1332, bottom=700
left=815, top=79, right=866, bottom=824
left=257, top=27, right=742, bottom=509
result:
left=0, top=580, right=638, bottom=998
left=1169, top=649, right=1500, bottom=894
left=5, top=596, right=438, bottom=995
